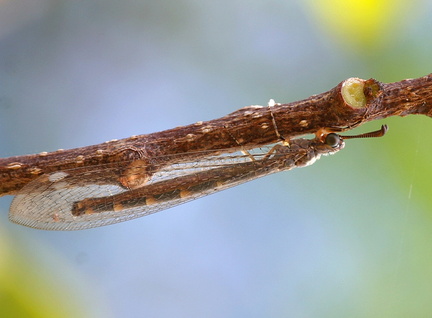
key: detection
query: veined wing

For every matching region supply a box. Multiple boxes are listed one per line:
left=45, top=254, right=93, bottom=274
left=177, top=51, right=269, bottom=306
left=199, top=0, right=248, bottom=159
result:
left=9, top=139, right=340, bottom=231
left=8, top=145, right=288, bottom=230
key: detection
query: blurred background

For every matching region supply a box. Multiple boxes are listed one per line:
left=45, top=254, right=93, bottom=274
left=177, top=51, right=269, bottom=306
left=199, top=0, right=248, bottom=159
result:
left=1, top=0, right=432, bottom=317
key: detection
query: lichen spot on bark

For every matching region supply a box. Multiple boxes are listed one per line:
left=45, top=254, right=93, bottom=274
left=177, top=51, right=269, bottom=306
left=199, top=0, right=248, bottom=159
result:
left=341, top=77, right=366, bottom=108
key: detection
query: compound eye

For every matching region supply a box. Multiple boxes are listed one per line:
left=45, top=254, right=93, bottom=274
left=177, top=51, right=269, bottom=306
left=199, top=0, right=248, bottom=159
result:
left=325, top=133, right=341, bottom=148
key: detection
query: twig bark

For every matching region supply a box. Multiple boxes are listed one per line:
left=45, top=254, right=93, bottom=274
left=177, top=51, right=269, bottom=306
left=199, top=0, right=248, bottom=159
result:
left=1, top=74, right=431, bottom=196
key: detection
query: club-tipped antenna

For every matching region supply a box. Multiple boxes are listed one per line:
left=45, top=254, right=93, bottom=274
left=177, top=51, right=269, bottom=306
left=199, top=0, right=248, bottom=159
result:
left=341, top=124, right=388, bottom=139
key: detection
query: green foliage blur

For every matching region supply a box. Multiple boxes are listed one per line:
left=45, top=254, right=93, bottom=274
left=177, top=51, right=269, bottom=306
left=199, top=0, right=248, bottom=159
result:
left=0, top=228, right=90, bottom=317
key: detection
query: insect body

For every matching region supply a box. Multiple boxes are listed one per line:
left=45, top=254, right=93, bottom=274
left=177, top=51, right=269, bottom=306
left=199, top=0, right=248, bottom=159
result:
left=7, top=126, right=387, bottom=231
left=8, top=136, right=340, bottom=230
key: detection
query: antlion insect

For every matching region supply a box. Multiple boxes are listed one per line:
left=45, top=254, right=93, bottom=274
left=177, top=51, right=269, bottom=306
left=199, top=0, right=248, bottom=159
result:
left=8, top=73, right=431, bottom=230
left=2, top=121, right=387, bottom=230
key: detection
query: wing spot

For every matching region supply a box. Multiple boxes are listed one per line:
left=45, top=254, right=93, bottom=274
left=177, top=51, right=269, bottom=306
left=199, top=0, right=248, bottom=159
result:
left=113, top=203, right=124, bottom=212
left=180, top=189, right=193, bottom=198
left=146, top=196, right=157, bottom=205
left=84, top=208, right=96, bottom=215
left=52, top=213, right=60, bottom=222
left=118, top=160, right=150, bottom=189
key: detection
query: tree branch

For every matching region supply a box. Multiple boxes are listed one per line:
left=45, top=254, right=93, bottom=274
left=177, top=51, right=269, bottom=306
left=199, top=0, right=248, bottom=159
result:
left=1, top=73, right=431, bottom=196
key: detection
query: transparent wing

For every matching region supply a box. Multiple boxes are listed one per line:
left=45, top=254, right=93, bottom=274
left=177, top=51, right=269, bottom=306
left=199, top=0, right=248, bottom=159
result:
left=9, top=145, right=294, bottom=231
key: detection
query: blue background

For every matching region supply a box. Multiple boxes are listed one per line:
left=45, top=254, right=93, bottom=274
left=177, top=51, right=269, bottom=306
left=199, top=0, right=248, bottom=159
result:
left=1, top=1, right=432, bottom=317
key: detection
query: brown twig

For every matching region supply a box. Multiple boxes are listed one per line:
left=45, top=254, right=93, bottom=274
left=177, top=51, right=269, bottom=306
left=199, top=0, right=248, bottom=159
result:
left=1, top=74, right=431, bottom=196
